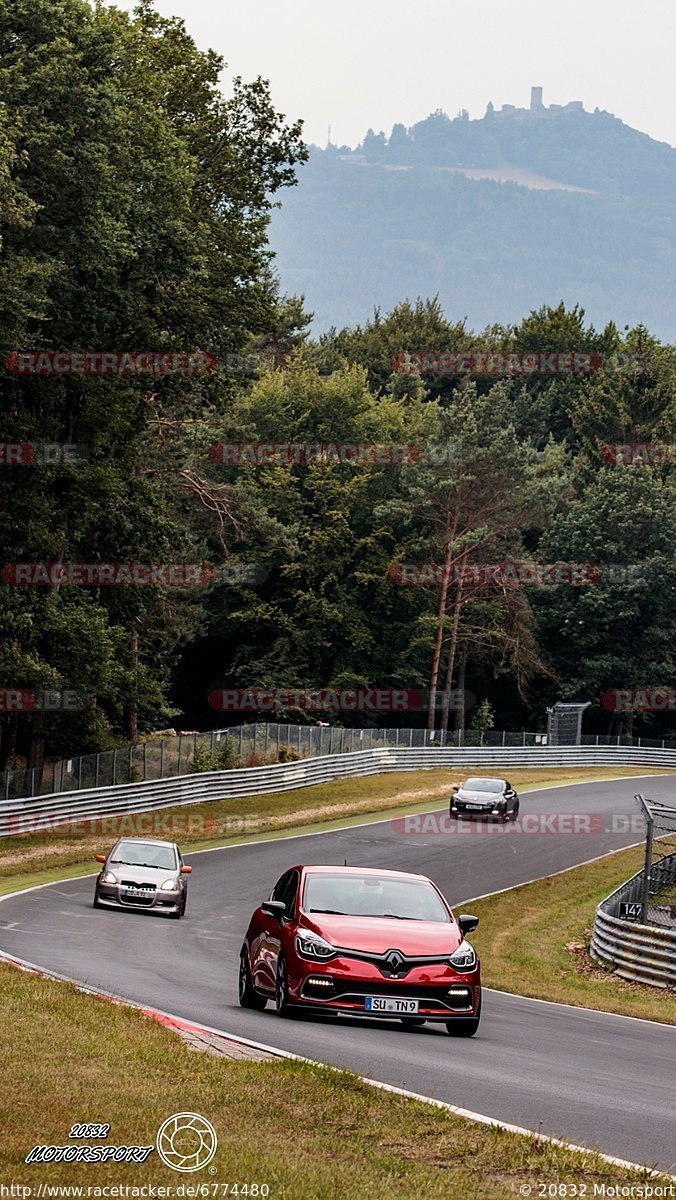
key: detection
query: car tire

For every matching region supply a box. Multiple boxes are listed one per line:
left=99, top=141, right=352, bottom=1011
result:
left=168, top=895, right=185, bottom=920
left=275, top=954, right=296, bottom=1018
left=446, top=998, right=481, bottom=1038
left=92, top=889, right=102, bottom=909
left=239, top=947, right=267, bottom=1011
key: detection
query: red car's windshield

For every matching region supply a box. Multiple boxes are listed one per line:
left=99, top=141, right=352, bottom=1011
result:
left=303, top=873, right=451, bottom=922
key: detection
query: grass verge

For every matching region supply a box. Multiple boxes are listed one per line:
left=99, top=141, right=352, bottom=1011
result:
left=2, top=765, right=670, bottom=884
left=0, top=962, right=670, bottom=1196
left=470, top=844, right=676, bottom=1022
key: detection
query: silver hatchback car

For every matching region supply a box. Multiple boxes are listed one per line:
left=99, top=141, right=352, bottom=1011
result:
left=93, top=837, right=192, bottom=918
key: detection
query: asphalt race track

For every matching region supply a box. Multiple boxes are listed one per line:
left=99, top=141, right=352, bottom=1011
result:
left=2, top=777, right=676, bottom=1171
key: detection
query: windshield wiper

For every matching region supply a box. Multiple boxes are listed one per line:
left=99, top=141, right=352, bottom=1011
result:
left=359, top=912, right=409, bottom=919
left=113, top=861, right=165, bottom=869
left=308, top=909, right=427, bottom=920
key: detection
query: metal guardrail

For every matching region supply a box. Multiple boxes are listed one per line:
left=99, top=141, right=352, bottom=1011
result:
left=2, top=742, right=676, bottom=838
left=6, top=742, right=676, bottom=988
left=4, top=722, right=675, bottom=802
left=591, top=873, right=676, bottom=989
left=590, top=800, right=676, bottom=984
left=0, top=726, right=251, bottom=801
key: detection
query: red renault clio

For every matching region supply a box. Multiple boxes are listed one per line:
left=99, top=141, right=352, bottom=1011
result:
left=239, top=865, right=481, bottom=1036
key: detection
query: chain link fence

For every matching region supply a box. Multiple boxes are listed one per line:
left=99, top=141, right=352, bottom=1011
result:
left=1, top=729, right=234, bottom=801
left=642, top=799, right=676, bottom=930
left=591, top=794, right=676, bottom=986
left=600, top=795, right=676, bottom=932
left=2, top=723, right=675, bottom=803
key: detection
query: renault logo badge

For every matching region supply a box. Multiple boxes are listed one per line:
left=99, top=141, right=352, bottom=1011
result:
left=384, top=950, right=405, bottom=976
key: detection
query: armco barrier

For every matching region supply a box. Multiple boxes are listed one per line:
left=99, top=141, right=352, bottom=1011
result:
left=591, top=881, right=676, bottom=989
left=2, top=743, right=676, bottom=838
left=6, top=725, right=674, bottom=802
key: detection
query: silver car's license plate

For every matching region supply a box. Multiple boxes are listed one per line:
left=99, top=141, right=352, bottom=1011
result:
left=365, top=996, right=419, bottom=1014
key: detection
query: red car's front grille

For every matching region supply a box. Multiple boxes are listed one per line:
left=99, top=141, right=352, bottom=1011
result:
left=301, top=979, right=474, bottom=1011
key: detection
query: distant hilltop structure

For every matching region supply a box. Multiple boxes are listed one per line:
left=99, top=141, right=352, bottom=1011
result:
left=487, top=87, right=584, bottom=119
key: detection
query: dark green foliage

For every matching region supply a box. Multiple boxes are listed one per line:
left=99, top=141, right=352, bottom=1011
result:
left=1, top=4, right=674, bottom=769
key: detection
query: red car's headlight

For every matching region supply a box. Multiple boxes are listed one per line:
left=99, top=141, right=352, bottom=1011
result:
left=295, top=931, right=337, bottom=960
left=449, top=941, right=477, bottom=970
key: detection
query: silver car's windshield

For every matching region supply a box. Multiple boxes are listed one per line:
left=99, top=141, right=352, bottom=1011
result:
left=463, top=778, right=504, bottom=793
left=303, top=873, right=451, bottom=922
left=110, top=841, right=177, bottom=870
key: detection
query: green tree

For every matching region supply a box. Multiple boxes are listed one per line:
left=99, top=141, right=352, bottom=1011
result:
left=386, top=382, right=558, bottom=730
left=534, top=470, right=676, bottom=735
left=0, top=0, right=306, bottom=769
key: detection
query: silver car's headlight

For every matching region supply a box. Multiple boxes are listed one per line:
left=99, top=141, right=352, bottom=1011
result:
left=296, top=931, right=336, bottom=960
left=449, top=941, right=477, bottom=970
left=102, top=872, right=118, bottom=884
left=161, top=878, right=179, bottom=891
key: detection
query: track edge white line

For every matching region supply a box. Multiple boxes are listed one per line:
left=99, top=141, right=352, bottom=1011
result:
left=0, top=946, right=672, bottom=1182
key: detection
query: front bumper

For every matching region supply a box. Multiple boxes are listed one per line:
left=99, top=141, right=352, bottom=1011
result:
left=289, top=959, right=480, bottom=1021
left=96, top=879, right=182, bottom=912
left=450, top=800, right=506, bottom=818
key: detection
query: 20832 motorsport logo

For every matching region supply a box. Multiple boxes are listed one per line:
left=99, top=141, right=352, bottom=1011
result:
left=24, top=1114, right=217, bottom=1173
left=155, top=1114, right=218, bottom=1173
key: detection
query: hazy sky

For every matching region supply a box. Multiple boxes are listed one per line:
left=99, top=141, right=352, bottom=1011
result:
left=116, top=0, right=676, bottom=149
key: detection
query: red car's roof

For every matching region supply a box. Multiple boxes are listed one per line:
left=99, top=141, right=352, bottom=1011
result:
left=296, top=865, right=431, bottom=882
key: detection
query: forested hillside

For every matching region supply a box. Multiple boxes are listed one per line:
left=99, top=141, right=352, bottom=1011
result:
left=1, top=2, right=675, bottom=774
left=269, top=108, right=676, bottom=337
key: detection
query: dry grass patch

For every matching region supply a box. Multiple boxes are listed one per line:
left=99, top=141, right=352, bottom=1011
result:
left=0, top=963, right=668, bottom=1197
left=2, top=765, right=669, bottom=884
left=470, top=844, right=676, bottom=1022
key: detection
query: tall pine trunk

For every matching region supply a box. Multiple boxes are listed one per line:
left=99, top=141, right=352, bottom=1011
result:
left=27, top=710, right=46, bottom=790
left=454, top=645, right=468, bottom=734
left=439, top=568, right=465, bottom=734
left=427, top=509, right=458, bottom=730
left=122, top=626, right=139, bottom=743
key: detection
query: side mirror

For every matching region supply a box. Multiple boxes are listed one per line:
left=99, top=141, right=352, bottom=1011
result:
left=262, top=899, right=287, bottom=920
left=458, top=913, right=479, bottom=935
left=181, top=865, right=192, bottom=874
left=451, top=785, right=459, bottom=794
left=95, top=854, right=106, bottom=864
